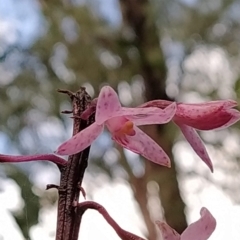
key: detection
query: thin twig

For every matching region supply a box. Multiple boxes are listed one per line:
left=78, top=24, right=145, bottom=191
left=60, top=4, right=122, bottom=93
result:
left=77, top=201, right=147, bottom=240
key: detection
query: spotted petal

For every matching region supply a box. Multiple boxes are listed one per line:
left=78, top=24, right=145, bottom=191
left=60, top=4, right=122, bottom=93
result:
left=175, top=100, right=239, bottom=130
left=56, top=122, right=104, bottom=155
left=175, top=122, right=213, bottom=172
left=213, top=109, right=240, bottom=130
left=181, top=208, right=216, bottom=240
left=124, top=102, right=177, bottom=126
left=95, top=86, right=122, bottom=124
left=182, top=99, right=237, bottom=108
left=156, top=221, right=180, bottom=240
left=112, top=127, right=171, bottom=167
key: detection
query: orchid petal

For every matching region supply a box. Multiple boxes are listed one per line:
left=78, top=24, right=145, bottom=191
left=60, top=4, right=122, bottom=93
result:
left=56, top=122, right=104, bottom=155
left=181, top=99, right=237, bottom=108
left=175, top=100, right=239, bottom=130
left=0, top=154, right=67, bottom=166
left=157, top=208, right=216, bottom=240
left=181, top=208, right=216, bottom=240
left=139, top=99, right=173, bottom=109
left=95, top=86, right=121, bottom=124
left=175, top=122, right=213, bottom=172
left=156, top=221, right=180, bottom=240
left=113, top=127, right=171, bottom=167
left=124, top=103, right=177, bottom=126
left=213, top=109, right=240, bottom=130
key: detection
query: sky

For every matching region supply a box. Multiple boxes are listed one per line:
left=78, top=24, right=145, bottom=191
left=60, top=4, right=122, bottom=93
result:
left=0, top=0, right=43, bottom=49
left=0, top=0, right=240, bottom=240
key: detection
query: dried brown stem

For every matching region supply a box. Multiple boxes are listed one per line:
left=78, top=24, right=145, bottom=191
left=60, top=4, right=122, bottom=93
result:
left=55, top=87, right=94, bottom=240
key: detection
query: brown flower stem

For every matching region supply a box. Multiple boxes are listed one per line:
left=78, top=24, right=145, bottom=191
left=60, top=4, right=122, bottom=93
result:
left=77, top=201, right=146, bottom=240
left=55, top=87, right=94, bottom=240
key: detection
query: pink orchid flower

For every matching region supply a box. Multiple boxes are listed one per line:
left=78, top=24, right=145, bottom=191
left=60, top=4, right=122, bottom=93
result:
left=140, top=99, right=240, bottom=172
left=56, top=86, right=177, bottom=167
left=156, top=207, right=216, bottom=240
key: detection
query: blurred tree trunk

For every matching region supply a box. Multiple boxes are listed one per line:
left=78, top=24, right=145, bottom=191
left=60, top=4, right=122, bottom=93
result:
left=119, top=0, right=187, bottom=238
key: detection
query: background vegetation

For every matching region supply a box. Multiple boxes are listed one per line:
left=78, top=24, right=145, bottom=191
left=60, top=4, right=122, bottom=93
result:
left=0, top=0, right=240, bottom=239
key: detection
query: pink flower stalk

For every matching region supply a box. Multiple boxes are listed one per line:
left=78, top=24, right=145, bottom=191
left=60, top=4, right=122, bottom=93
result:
left=141, top=99, right=240, bottom=172
left=56, top=86, right=177, bottom=167
left=78, top=201, right=146, bottom=240
left=0, top=154, right=67, bottom=166
left=156, top=207, right=216, bottom=240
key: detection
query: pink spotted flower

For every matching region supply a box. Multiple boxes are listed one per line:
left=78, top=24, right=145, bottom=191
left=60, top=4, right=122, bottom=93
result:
left=141, top=99, right=240, bottom=172
left=156, top=207, right=216, bottom=240
left=56, top=86, right=177, bottom=167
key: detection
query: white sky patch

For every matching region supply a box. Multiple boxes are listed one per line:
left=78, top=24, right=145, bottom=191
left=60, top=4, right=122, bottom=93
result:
left=182, top=46, right=237, bottom=99
left=103, top=148, right=120, bottom=166
left=0, top=0, right=43, bottom=48
left=0, top=20, right=18, bottom=47
left=0, top=209, right=25, bottom=240
left=98, top=49, right=122, bottom=69
left=0, top=179, right=25, bottom=240
left=131, top=76, right=145, bottom=105
left=94, top=0, right=122, bottom=26
left=124, top=148, right=145, bottom=177
left=118, top=81, right=133, bottom=106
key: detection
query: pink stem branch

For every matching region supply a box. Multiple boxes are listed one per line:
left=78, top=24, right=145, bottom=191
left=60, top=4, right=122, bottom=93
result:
left=77, top=201, right=146, bottom=240
left=0, top=154, right=67, bottom=166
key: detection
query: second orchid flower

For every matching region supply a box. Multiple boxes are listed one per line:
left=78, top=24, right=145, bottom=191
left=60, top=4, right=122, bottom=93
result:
left=141, top=99, right=240, bottom=172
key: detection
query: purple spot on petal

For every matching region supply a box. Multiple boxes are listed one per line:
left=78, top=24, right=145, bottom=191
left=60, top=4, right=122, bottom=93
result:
left=200, top=149, right=204, bottom=154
